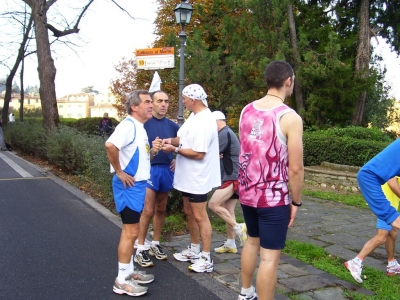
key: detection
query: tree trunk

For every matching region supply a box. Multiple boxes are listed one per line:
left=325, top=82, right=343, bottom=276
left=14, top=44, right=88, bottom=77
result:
left=287, top=3, right=304, bottom=113
left=29, top=0, right=59, bottom=131
left=352, top=0, right=370, bottom=126
left=1, top=14, right=33, bottom=127
left=20, top=58, right=25, bottom=123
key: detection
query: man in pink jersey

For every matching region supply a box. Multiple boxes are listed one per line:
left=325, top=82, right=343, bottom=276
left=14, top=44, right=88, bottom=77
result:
left=237, top=60, right=304, bottom=300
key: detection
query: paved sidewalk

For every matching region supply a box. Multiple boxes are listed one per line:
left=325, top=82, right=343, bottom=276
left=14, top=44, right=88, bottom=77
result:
left=5, top=149, right=392, bottom=299
left=163, top=196, right=398, bottom=299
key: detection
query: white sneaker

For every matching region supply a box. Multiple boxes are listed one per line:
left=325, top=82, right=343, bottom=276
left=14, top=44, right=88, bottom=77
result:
left=134, top=239, right=151, bottom=250
left=344, top=259, right=363, bottom=283
left=237, top=291, right=258, bottom=300
left=214, top=242, right=238, bottom=253
left=188, top=256, right=213, bottom=273
left=173, top=246, right=201, bottom=262
left=387, top=259, right=400, bottom=276
left=113, top=277, right=148, bottom=296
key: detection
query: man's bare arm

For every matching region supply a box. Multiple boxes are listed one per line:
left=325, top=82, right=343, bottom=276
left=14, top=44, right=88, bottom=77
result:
left=387, top=177, right=400, bottom=198
left=105, top=142, right=135, bottom=188
left=281, top=112, right=304, bottom=227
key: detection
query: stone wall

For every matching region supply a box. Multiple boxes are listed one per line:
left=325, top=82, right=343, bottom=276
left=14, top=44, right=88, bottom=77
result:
left=304, top=162, right=360, bottom=191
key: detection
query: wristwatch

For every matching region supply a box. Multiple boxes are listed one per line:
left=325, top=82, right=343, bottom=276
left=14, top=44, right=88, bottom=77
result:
left=292, top=201, right=302, bottom=207
left=174, top=147, right=179, bottom=154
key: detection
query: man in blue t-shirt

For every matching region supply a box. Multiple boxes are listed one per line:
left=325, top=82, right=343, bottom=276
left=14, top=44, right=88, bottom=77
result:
left=344, top=139, right=400, bottom=284
left=134, top=90, right=180, bottom=268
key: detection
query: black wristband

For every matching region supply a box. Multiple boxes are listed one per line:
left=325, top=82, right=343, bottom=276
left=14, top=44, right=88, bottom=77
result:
left=292, top=201, right=302, bottom=207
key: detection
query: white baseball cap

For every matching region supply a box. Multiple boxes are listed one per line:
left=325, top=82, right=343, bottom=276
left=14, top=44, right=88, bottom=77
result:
left=212, top=111, right=226, bottom=120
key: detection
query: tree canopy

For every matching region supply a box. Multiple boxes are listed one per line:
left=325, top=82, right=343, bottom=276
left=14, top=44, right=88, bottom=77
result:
left=109, top=0, right=398, bottom=131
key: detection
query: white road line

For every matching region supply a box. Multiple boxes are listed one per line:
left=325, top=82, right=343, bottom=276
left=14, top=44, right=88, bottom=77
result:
left=0, top=152, right=33, bottom=178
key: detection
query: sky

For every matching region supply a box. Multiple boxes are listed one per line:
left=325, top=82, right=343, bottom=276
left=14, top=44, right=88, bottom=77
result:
left=2, top=0, right=400, bottom=99
left=19, top=0, right=159, bottom=97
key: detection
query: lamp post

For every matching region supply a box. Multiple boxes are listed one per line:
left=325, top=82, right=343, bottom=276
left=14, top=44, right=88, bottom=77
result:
left=174, top=0, right=193, bottom=126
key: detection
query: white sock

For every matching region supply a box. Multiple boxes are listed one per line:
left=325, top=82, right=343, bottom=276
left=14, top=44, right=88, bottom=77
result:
left=241, top=286, right=255, bottom=295
left=191, top=243, right=200, bottom=254
left=117, top=262, right=130, bottom=283
left=226, top=239, right=236, bottom=248
left=136, top=244, right=147, bottom=253
left=152, top=240, right=160, bottom=245
left=388, top=259, right=397, bottom=266
left=354, top=257, right=363, bottom=265
left=201, top=251, right=211, bottom=261
left=128, top=255, right=134, bottom=273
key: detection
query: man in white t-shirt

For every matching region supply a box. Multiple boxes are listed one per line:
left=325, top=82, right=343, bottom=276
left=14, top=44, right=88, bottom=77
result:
left=105, top=90, right=162, bottom=297
left=162, top=84, right=221, bottom=273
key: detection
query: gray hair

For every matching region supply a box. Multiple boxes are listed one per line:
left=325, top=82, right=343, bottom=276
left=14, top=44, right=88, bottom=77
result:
left=125, top=90, right=150, bottom=114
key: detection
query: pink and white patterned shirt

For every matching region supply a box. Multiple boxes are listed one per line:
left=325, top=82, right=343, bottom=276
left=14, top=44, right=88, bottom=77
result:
left=238, top=102, right=294, bottom=208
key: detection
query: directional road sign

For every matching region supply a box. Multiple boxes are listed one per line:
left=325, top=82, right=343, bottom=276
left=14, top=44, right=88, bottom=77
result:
left=135, top=47, right=175, bottom=70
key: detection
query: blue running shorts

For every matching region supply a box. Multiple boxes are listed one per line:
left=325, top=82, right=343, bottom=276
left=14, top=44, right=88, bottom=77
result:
left=147, top=165, right=174, bottom=193
left=376, top=218, right=392, bottom=231
left=241, top=204, right=290, bottom=250
left=112, top=176, right=146, bottom=214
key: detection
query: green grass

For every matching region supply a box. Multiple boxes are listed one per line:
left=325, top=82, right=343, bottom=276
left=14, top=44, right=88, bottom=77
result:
left=283, top=240, right=400, bottom=300
left=302, top=189, right=368, bottom=208
left=163, top=214, right=188, bottom=236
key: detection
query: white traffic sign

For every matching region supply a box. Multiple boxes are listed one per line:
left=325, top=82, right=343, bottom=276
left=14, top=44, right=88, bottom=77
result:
left=136, top=55, right=175, bottom=70
left=135, top=47, right=175, bottom=70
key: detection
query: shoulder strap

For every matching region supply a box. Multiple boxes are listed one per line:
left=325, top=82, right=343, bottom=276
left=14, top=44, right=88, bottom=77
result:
left=124, top=118, right=136, bottom=145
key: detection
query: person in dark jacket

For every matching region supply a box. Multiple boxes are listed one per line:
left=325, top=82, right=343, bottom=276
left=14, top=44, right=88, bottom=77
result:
left=99, top=112, right=113, bottom=136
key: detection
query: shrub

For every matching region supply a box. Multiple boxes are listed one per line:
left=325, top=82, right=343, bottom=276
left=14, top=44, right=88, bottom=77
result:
left=61, top=117, right=119, bottom=136
left=46, top=126, right=93, bottom=174
left=3, top=119, right=48, bottom=158
left=321, top=126, right=394, bottom=143
left=166, top=188, right=183, bottom=215
left=303, top=127, right=394, bottom=166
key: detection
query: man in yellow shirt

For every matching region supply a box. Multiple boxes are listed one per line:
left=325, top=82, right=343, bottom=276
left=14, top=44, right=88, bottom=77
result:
left=345, top=177, right=400, bottom=283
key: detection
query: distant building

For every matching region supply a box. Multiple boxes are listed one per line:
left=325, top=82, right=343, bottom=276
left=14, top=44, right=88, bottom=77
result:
left=1, top=88, right=120, bottom=120
left=57, top=93, right=94, bottom=119
left=89, top=89, right=119, bottom=120
left=0, top=91, right=41, bottom=111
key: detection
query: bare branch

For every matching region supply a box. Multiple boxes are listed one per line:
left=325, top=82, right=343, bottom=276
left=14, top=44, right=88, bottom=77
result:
left=109, top=0, right=147, bottom=21
left=46, top=0, right=95, bottom=37
left=46, top=23, right=80, bottom=37
left=45, top=0, right=58, bottom=11
left=370, top=27, right=382, bottom=44
left=24, top=50, right=37, bottom=58
left=110, top=0, right=135, bottom=20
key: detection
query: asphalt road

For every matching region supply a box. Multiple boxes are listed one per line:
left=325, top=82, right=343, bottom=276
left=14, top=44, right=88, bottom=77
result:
left=0, top=151, right=234, bottom=300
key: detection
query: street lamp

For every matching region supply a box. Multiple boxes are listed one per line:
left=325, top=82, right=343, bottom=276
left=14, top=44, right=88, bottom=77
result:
left=174, top=0, right=193, bottom=126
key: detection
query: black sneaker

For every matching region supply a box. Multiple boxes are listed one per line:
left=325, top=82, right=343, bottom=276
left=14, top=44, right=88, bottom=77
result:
left=134, top=251, right=154, bottom=267
left=149, top=244, right=168, bottom=260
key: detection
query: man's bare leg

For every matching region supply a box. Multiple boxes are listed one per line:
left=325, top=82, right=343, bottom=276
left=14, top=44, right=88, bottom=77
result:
left=224, top=199, right=237, bottom=240
left=240, top=236, right=259, bottom=288
left=183, top=196, right=200, bottom=244
left=208, top=184, right=237, bottom=228
left=358, top=229, right=390, bottom=259
left=190, top=201, right=212, bottom=252
left=152, top=192, right=169, bottom=242
left=386, top=228, right=398, bottom=262
left=257, top=248, right=281, bottom=300
left=138, top=188, right=156, bottom=245
left=119, top=223, right=140, bottom=263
